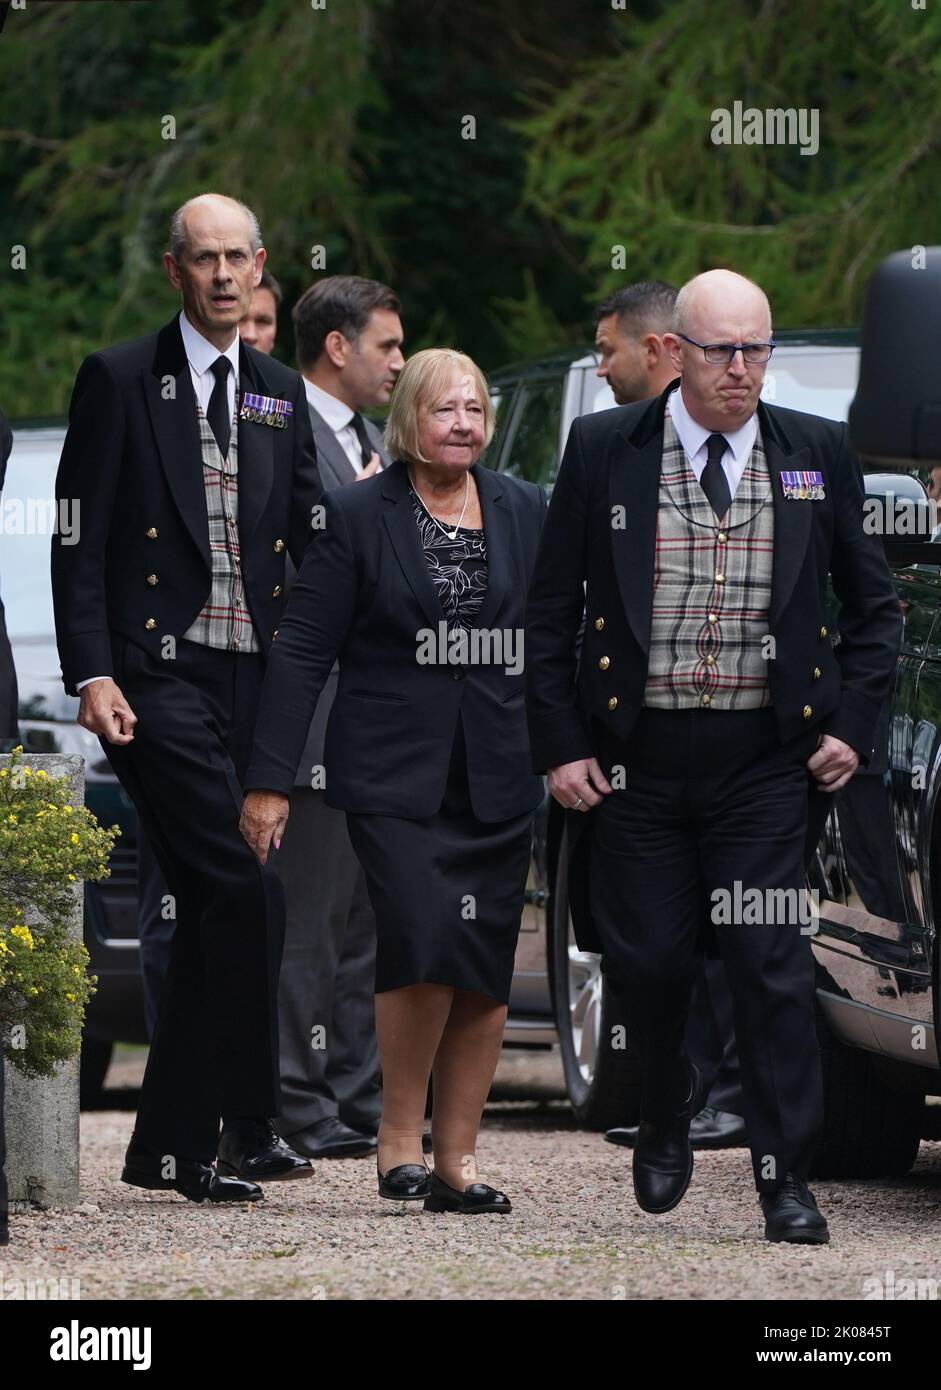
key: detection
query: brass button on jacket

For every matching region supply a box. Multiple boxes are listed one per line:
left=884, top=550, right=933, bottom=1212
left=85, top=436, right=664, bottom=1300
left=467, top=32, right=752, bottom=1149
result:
left=272, top=584, right=283, bottom=598
left=146, top=574, right=158, bottom=586
left=803, top=704, right=813, bottom=720
left=607, top=696, right=618, bottom=711
left=594, top=617, right=605, bottom=631
left=145, top=527, right=158, bottom=540
left=144, top=618, right=157, bottom=631
left=273, top=538, right=285, bottom=553
left=813, top=667, right=822, bottom=680
left=820, top=625, right=828, bottom=639
left=598, top=655, right=610, bottom=671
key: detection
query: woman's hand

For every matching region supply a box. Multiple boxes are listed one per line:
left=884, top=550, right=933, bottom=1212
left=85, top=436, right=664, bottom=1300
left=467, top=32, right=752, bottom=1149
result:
left=240, top=790, right=290, bottom=864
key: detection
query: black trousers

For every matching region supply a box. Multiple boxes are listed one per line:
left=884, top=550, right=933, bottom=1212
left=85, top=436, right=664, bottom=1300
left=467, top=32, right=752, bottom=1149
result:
left=275, top=788, right=381, bottom=1136
left=104, top=636, right=285, bottom=1162
left=590, top=707, right=823, bottom=1193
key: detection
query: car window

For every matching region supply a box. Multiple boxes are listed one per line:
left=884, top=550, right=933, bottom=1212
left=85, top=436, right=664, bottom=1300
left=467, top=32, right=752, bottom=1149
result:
left=482, top=381, right=519, bottom=470
left=500, top=377, right=564, bottom=486
left=1, top=428, right=63, bottom=639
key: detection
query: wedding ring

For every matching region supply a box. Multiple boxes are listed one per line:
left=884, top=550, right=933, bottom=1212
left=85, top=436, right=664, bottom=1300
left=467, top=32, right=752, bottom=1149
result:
left=573, top=795, right=584, bottom=809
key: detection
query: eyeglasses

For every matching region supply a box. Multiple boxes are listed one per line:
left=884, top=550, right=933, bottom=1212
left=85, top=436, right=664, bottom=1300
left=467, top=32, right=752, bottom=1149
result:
left=678, top=334, right=775, bottom=366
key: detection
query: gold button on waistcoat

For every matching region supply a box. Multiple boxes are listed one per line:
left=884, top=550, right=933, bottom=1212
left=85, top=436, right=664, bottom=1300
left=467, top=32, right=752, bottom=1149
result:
left=146, top=574, right=158, bottom=586
left=715, top=574, right=725, bottom=584
left=717, top=532, right=727, bottom=543
left=272, top=584, right=283, bottom=598
left=708, top=612, right=718, bottom=624
left=607, top=696, right=618, bottom=711
left=273, top=538, right=285, bottom=553
left=594, top=617, right=605, bottom=631
left=701, top=694, right=711, bottom=706
left=144, top=618, right=157, bottom=631
left=705, top=654, right=716, bottom=665
left=599, top=655, right=610, bottom=671
left=803, top=704, right=813, bottom=720
left=145, top=527, right=158, bottom=540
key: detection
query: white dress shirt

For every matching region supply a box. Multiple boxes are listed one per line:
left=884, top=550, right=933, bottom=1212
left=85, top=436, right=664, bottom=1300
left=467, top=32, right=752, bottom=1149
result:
left=304, top=378, right=376, bottom=476
left=666, top=384, right=759, bottom=501
left=77, top=313, right=241, bottom=692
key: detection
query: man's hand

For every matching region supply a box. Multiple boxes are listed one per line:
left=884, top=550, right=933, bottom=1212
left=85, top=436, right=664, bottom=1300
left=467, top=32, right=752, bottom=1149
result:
left=78, top=678, right=137, bottom=745
left=355, top=453, right=382, bottom=480
left=806, top=734, right=860, bottom=793
left=547, top=757, right=612, bottom=812
left=240, top=790, right=290, bottom=864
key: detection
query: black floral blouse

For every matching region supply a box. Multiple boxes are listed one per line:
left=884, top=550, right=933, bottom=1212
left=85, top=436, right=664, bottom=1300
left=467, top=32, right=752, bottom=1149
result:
left=409, top=482, right=488, bottom=632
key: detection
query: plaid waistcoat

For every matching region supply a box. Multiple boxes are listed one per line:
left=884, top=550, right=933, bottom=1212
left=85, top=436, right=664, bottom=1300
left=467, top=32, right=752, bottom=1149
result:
left=181, top=400, right=260, bottom=653
left=643, top=412, right=774, bottom=710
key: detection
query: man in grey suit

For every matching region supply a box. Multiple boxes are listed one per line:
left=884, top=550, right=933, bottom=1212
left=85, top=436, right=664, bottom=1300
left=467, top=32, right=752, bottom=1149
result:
left=276, top=275, right=404, bottom=1159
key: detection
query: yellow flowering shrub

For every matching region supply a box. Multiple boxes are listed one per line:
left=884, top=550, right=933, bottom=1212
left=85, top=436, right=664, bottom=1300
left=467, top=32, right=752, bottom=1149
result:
left=0, top=747, right=119, bottom=1078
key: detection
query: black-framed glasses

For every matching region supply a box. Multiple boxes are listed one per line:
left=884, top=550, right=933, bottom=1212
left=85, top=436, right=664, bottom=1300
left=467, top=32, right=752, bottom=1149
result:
left=679, top=334, right=775, bottom=366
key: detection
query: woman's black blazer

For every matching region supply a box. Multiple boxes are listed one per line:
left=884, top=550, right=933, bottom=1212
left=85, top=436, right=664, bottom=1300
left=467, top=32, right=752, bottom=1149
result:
left=244, top=458, right=547, bottom=823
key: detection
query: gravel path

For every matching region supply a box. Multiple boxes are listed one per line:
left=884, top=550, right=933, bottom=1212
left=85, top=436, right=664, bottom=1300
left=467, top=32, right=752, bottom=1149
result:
left=3, top=1050, right=940, bottom=1300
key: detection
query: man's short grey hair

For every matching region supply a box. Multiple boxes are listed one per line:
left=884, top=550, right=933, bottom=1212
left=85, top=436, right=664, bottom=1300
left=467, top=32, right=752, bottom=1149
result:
left=168, top=194, right=262, bottom=260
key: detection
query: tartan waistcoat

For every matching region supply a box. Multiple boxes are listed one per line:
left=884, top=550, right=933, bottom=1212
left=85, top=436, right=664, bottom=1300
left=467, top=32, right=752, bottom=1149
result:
left=642, top=412, right=774, bottom=710
left=181, top=398, right=260, bottom=653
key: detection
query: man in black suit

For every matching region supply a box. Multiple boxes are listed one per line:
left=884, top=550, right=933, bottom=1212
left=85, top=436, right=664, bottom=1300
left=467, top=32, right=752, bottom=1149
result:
left=526, top=269, right=901, bottom=1243
left=52, top=193, right=322, bottom=1203
left=272, top=276, right=403, bottom=1159
left=0, top=406, right=18, bottom=745
left=593, top=282, right=748, bottom=1154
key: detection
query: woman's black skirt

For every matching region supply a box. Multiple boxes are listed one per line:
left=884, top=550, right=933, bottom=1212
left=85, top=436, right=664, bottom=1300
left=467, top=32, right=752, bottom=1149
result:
left=346, top=718, right=534, bottom=1004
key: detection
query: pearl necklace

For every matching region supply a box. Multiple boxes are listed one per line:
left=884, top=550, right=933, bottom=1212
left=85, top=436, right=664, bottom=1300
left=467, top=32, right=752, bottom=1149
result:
left=409, top=469, right=470, bottom=540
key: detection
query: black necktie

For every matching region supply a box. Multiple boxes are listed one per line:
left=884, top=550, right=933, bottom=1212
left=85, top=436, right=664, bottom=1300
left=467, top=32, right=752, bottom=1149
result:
left=350, top=411, right=376, bottom=469
left=208, top=356, right=231, bottom=460
left=701, top=432, right=732, bottom=520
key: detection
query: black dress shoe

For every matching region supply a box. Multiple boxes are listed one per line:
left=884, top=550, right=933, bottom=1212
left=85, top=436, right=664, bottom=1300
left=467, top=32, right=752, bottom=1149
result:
left=121, top=1137, right=262, bottom=1204
left=377, top=1161, right=431, bottom=1201
left=632, top=1064, right=702, bottom=1215
left=760, top=1174, right=830, bottom=1245
left=423, top=1171, right=511, bottom=1214
left=689, top=1106, right=746, bottom=1148
left=606, top=1103, right=745, bottom=1150
left=217, top=1119, right=314, bottom=1182
left=286, top=1118, right=378, bottom=1160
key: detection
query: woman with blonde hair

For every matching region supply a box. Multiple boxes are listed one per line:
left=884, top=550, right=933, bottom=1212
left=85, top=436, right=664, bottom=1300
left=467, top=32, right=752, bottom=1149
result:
left=241, top=348, right=546, bottom=1213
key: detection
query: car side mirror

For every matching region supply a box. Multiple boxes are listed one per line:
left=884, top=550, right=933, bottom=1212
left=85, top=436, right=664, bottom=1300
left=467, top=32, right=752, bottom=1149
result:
left=863, top=472, right=936, bottom=563
left=849, top=247, right=941, bottom=468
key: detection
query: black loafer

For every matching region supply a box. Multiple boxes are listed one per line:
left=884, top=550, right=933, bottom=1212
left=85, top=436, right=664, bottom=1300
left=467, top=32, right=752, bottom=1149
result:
left=761, top=1174, right=830, bottom=1245
left=217, top=1119, right=314, bottom=1182
left=423, top=1172, right=511, bottom=1214
left=286, top=1117, right=378, bottom=1160
left=632, top=1064, right=702, bottom=1215
left=377, top=1161, right=431, bottom=1201
left=121, top=1136, right=262, bottom=1204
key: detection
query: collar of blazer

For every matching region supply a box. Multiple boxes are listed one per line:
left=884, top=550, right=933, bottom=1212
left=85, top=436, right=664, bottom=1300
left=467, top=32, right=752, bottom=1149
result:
left=378, top=457, right=513, bottom=633
left=609, top=378, right=816, bottom=655
left=306, top=401, right=391, bottom=488
left=142, top=315, right=276, bottom=570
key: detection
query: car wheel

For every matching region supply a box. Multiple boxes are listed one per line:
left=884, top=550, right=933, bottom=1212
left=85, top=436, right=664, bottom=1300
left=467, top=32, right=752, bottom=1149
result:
left=79, top=1037, right=113, bottom=1110
left=810, top=1000, right=924, bottom=1178
left=551, top=829, right=642, bottom=1130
